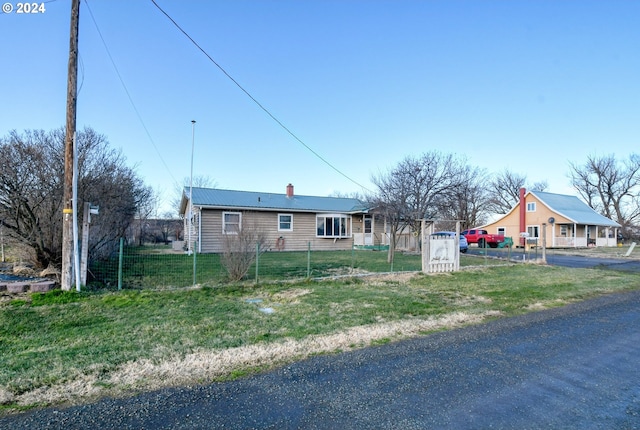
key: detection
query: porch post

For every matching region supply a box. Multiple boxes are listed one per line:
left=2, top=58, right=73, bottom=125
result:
left=350, top=216, right=353, bottom=241
left=541, top=223, right=547, bottom=263
left=384, top=217, right=388, bottom=245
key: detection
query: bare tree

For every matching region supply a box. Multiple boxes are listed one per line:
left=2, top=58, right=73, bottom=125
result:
left=487, top=169, right=548, bottom=214
left=172, top=175, right=217, bottom=214
left=159, top=211, right=182, bottom=243
left=569, top=153, right=640, bottom=237
left=369, top=172, right=408, bottom=264
left=220, top=218, right=268, bottom=282
left=76, top=128, right=151, bottom=260
left=436, top=165, right=491, bottom=229
left=371, top=151, right=469, bottom=263
left=328, top=190, right=367, bottom=200
left=0, top=129, right=60, bottom=266
left=129, top=186, right=158, bottom=246
left=0, top=127, right=148, bottom=267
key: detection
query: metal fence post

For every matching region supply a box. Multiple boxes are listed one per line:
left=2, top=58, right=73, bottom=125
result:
left=484, top=238, right=488, bottom=265
left=193, top=241, right=197, bottom=287
left=351, top=244, right=355, bottom=270
left=255, top=242, right=260, bottom=284
left=307, top=242, right=311, bottom=278
left=117, top=237, right=124, bottom=290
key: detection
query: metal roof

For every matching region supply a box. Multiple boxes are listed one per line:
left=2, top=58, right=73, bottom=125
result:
left=531, top=191, right=621, bottom=227
left=184, top=187, right=370, bottom=214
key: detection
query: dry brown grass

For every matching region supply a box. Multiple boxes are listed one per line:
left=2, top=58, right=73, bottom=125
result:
left=12, top=310, right=501, bottom=407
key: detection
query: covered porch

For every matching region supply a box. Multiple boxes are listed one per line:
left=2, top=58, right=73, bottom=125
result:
left=551, top=223, right=620, bottom=248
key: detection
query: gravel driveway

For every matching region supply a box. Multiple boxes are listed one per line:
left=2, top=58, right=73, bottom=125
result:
left=2, top=290, right=639, bottom=429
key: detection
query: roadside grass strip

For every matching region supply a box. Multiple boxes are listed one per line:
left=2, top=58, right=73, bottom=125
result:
left=1, top=264, right=639, bottom=412
left=13, top=310, right=499, bottom=407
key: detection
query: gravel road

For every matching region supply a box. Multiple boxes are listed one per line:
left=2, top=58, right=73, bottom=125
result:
left=2, top=289, right=639, bottom=429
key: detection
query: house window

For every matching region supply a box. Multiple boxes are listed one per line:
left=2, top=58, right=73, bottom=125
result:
left=497, top=227, right=506, bottom=236
left=560, top=225, right=567, bottom=236
left=527, top=225, right=539, bottom=238
left=223, top=212, right=241, bottom=234
left=526, top=202, right=536, bottom=212
left=316, top=214, right=350, bottom=238
left=278, top=214, right=293, bottom=231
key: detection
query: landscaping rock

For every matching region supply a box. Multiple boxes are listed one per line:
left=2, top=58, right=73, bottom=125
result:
left=29, top=281, right=56, bottom=293
left=6, top=282, right=29, bottom=293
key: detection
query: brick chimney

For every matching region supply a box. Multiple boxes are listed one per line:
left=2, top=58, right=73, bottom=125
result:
left=519, top=187, right=526, bottom=246
left=286, top=183, right=294, bottom=198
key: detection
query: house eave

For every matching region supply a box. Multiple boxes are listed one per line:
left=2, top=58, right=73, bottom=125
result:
left=192, top=204, right=369, bottom=215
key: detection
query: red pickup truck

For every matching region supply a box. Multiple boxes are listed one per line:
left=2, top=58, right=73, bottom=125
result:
left=462, top=229, right=505, bottom=248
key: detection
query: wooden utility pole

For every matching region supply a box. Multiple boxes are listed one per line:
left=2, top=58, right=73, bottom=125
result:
left=61, top=0, right=80, bottom=291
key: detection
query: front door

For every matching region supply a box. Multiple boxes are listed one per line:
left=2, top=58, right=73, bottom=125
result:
left=364, top=215, right=373, bottom=245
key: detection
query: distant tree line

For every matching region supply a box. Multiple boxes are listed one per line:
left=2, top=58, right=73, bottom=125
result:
left=370, top=150, right=640, bottom=263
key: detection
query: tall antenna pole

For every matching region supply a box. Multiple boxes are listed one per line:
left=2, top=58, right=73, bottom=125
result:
left=188, top=120, right=195, bottom=255
left=61, top=0, right=80, bottom=291
left=190, top=120, right=196, bottom=286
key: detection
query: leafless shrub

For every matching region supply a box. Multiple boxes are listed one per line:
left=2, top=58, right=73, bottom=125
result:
left=0, top=128, right=148, bottom=268
left=220, top=221, right=268, bottom=282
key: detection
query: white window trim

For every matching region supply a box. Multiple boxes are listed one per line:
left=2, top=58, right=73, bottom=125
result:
left=278, top=213, right=293, bottom=232
left=527, top=225, right=540, bottom=238
left=316, top=213, right=352, bottom=238
left=222, top=211, right=241, bottom=235
left=526, top=202, right=536, bottom=212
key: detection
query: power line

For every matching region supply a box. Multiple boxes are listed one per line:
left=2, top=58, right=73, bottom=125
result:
left=149, top=0, right=372, bottom=193
left=84, top=0, right=179, bottom=190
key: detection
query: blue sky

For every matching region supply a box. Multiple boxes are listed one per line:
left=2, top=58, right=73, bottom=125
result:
left=2, top=1, right=639, bottom=215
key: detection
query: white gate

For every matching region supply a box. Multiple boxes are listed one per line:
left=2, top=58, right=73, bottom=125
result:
left=422, top=220, right=462, bottom=273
